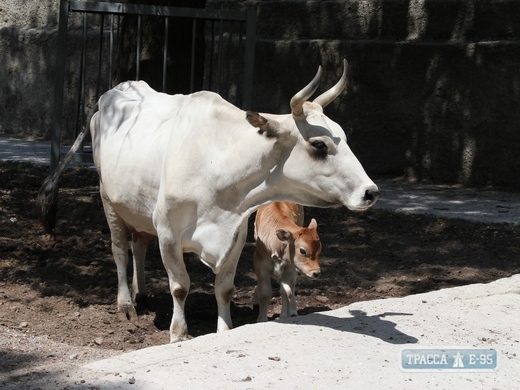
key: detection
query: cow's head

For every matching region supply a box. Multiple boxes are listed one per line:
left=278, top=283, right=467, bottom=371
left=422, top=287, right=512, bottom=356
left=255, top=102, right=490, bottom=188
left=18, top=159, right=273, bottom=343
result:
left=276, top=218, right=321, bottom=279
left=247, top=59, right=379, bottom=211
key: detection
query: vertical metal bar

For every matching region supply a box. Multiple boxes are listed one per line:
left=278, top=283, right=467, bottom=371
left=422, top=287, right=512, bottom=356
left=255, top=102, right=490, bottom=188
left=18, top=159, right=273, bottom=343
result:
left=207, top=20, right=215, bottom=91
left=96, top=13, right=105, bottom=101
left=74, top=12, right=87, bottom=153
left=136, top=14, right=141, bottom=80
left=51, top=0, right=70, bottom=171
left=189, top=18, right=197, bottom=93
left=225, top=21, right=232, bottom=101
left=242, top=9, right=256, bottom=110
left=216, top=20, right=224, bottom=94
left=109, top=13, right=114, bottom=90
left=236, top=22, right=244, bottom=106
left=162, top=17, right=169, bottom=92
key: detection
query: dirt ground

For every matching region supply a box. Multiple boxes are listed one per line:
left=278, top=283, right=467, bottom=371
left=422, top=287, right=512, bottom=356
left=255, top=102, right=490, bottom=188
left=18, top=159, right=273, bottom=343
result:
left=1, top=161, right=519, bottom=384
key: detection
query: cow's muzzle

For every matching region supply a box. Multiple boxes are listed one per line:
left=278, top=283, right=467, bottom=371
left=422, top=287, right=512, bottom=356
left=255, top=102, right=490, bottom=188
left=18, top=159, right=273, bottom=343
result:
left=363, top=186, right=380, bottom=207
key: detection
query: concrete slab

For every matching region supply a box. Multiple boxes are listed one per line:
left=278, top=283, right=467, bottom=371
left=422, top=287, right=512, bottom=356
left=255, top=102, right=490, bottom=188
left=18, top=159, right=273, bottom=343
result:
left=10, top=274, right=519, bottom=389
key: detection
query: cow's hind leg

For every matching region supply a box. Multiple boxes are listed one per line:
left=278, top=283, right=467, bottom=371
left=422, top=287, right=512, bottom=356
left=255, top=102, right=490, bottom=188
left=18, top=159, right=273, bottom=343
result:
left=215, top=220, right=248, bottom=331
left=131, top=238, right=148, bottom=309
left=253, top=251, right=272, bottom=323
left=100, top=188, right=138, bottom=322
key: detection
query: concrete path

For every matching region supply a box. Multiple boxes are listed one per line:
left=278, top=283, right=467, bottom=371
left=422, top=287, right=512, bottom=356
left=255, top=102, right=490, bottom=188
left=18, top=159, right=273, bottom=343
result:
left=0, top=136, right=51, bottom=165
left=377, top=179, right=520, bottom=224
left=1, top=136, right=519, bottom=388
left=10, top=275, right=520, bottom=389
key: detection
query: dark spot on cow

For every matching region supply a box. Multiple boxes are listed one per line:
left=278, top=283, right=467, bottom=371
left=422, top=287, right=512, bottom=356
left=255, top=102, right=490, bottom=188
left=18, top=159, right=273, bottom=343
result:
left=173, top=286, right=188, bottom=301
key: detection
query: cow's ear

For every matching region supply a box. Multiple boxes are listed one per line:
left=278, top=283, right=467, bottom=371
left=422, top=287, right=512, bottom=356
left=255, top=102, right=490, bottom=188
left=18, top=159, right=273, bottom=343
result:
left=246, top=111, right=279, bottom=138
left=308, top=218, right=318, bottom=230
left=276, top=228, right=293, bottom=242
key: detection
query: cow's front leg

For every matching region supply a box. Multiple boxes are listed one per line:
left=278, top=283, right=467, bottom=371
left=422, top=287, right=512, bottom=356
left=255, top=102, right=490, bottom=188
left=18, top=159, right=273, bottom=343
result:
left=158, top=235, right=190, bottom=343
left=214, top=220, right=248, bottom=332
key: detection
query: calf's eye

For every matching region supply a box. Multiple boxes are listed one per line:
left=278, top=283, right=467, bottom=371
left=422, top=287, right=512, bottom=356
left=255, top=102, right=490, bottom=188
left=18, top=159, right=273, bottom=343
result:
left=299, top=248, right=307, bottom=255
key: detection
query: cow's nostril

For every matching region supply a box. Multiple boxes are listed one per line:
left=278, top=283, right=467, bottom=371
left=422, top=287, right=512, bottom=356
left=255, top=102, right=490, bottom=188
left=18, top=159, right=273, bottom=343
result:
left=312, top=270, right=321, bottom=278
left=364, top=188, right=380, bottom=205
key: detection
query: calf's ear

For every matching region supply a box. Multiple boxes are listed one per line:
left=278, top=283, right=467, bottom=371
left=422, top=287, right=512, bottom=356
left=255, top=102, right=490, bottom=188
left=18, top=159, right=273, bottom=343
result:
left=308, top=218, right=318, bottom=230
left=276, top=228, right=293, bottom=242
left=246, top=111, right=280, bottom=138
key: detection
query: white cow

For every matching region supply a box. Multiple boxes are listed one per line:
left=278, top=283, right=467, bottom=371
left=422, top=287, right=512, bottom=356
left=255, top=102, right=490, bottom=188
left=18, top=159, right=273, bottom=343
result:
left=39, top=59, right=379, bottom=343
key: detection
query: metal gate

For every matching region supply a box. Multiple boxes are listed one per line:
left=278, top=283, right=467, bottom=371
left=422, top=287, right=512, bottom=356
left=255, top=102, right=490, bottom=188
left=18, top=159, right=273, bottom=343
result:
left=50, top=0, right=256, bottom=170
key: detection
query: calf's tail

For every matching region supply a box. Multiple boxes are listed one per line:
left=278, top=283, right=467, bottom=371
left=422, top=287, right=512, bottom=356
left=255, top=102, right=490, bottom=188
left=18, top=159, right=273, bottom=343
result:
left=37, top=105, right=97, bottom=236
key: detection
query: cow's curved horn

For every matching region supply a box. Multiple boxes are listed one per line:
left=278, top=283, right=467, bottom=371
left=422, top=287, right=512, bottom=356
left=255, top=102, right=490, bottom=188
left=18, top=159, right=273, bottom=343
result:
left=313, top=59, right=348, bottom=109
left=290, top=66, right=322, bottom=116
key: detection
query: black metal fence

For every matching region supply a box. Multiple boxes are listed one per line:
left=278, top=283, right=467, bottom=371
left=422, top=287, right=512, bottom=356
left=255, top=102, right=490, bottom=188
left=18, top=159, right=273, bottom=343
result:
left=50, top=0, right=256, bottom=170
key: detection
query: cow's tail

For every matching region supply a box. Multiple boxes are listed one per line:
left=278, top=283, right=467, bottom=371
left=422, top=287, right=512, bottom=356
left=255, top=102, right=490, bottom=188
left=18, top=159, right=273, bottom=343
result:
left=37, top=104, right=98, bottom=237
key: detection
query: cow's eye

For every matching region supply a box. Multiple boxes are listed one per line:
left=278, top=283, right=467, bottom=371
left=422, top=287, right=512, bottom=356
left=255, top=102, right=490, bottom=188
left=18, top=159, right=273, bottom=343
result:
left=311, top=140, right=327, bottom=151
left=310, top=140, right=328, bottom=158
left=299, top=248, right=307, bottom=255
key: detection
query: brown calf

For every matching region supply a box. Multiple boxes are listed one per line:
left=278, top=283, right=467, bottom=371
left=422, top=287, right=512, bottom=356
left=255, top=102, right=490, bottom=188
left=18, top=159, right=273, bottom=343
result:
left=253, top=201, right=321, bottom=322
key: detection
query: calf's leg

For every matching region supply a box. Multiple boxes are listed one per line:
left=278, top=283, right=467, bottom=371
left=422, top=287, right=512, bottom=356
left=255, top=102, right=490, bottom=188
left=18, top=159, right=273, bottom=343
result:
left=287, top=270, right=299, bottom=317
left=280, top=267, right=298, bottom=318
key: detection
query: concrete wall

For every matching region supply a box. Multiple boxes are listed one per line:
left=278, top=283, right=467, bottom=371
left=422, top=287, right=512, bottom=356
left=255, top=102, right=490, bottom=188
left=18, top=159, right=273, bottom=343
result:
left=1, top=1, right=118, bottom=142
left=0, top=0, right=60, bottom=140
left=2, top=0, right=520, bottom=188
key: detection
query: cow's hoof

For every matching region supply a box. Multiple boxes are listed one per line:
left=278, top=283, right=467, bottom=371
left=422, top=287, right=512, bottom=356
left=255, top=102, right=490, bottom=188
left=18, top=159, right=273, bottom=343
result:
left=170, top=334, right=190, bottom=343
left=134, top=293, right=150, bottom=314
left=117, top=304, right=138, bottom=322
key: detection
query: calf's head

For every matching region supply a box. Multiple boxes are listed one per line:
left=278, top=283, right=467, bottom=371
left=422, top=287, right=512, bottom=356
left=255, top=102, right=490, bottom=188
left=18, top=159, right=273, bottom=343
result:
left=247, top=59, right=379, bottom=211
left=276, top=218, right=321, bottom=279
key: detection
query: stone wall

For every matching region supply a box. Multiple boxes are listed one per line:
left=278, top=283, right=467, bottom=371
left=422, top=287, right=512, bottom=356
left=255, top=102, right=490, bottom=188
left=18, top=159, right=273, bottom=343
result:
left=2, top=0, right=520, bottom=188
left=0, top=0, right=60, bottom=139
